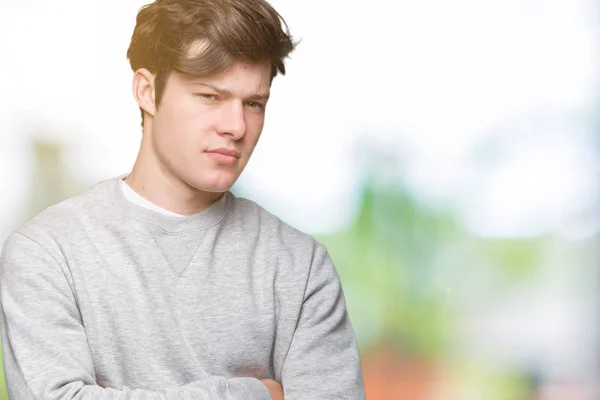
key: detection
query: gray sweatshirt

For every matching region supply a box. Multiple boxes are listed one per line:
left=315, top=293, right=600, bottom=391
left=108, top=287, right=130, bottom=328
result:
left=0, top=176, right=365, bottom=400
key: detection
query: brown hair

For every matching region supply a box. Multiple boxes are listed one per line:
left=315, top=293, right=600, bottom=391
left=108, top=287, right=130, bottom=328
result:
left=126, top=0, right=297, bottom=124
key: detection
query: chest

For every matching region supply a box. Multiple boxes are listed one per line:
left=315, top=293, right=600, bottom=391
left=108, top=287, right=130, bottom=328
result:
left=68, top=241, right=278, bottom=389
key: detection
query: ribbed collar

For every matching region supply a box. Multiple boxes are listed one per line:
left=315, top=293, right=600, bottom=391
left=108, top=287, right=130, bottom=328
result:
left=105, top=174, right=231, bottom=233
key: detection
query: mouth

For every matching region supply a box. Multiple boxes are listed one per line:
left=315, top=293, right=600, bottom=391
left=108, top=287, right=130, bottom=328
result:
left=205, top=148, right=240, bottom=165
left=206, top=148, right=240, bottom=157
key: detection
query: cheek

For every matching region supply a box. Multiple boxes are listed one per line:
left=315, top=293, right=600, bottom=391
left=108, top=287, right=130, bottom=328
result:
left=154, top=119, right=199, bottom=165
left=165, top=106, right=213, bottom=144
left=246, top=115, right=265, bottom=142
left=248, top=130, right=262, bottom=147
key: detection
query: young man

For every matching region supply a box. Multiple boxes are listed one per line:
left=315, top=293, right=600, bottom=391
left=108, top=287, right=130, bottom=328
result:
left=0, top=0, right=365, bottom=399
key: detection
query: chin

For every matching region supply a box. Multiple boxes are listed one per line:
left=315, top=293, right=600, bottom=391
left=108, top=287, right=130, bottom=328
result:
left=187, top=175, right=238, bottom=194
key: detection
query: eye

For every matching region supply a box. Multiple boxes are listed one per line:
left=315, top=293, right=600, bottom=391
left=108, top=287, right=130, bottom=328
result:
left=245, top=101, right=265, bottom=110
left=197, top=93, right=217, bottom=100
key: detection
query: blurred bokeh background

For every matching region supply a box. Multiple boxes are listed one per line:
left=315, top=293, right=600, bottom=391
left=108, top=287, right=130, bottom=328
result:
left=1, top=0, right=599, bottom=399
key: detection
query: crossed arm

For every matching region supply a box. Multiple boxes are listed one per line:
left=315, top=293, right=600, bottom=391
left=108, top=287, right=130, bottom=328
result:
left=0, top=233, right=365, bottom=399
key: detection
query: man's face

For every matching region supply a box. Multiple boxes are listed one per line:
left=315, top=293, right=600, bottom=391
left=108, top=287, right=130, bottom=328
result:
left=150, top=60, right=272, bottom=193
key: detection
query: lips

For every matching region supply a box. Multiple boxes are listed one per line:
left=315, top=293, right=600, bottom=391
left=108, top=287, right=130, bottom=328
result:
left=206, top=148, right=240, bottom=158
left=205, top=148, right=240, bottom=165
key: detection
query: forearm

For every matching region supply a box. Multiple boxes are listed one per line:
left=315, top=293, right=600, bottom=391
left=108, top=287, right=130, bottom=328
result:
left=1, top=340, right=270, bottom=400
left=5, top=376, right=269, bottom=400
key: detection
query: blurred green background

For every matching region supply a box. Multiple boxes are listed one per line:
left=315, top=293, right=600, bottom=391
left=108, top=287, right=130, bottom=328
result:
left=1, top=0, right=599, bottom=399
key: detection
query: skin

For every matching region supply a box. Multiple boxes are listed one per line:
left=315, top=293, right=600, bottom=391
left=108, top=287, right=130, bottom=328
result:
left=261, top=379, right=284, bottom=400
left=126, top=58, right=272, bottom=215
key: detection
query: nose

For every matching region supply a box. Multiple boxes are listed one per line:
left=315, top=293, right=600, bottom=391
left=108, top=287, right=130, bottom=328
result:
left=217, top=101, right=246, bottom=140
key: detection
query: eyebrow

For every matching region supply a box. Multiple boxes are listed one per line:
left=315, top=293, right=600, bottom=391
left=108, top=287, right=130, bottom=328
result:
left=192, top=82, right=270, bottom=101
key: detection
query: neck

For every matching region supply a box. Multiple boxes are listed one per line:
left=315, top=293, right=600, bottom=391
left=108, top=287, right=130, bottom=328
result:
left=125, top=133, right=223, bottom=216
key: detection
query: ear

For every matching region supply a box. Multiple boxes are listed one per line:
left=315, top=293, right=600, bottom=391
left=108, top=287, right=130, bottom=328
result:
left=132, top=68, right=156, bottom=117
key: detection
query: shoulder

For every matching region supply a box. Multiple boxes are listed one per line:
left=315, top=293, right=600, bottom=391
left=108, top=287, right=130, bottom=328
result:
left=227, top=194, right=327, bottom=261
left=6, top=178, right=111, bottom=252
left=227, top=195, right=343, bottom=300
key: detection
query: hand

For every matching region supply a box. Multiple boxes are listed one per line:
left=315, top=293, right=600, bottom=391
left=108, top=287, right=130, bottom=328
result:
left=261, top=379, right=284, bottom=400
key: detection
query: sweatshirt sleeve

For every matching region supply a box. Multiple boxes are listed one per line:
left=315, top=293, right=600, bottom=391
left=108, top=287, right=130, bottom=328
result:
left=0, top=232, right=270, bottom=400
left=280, top=242, right=366, bottom=399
